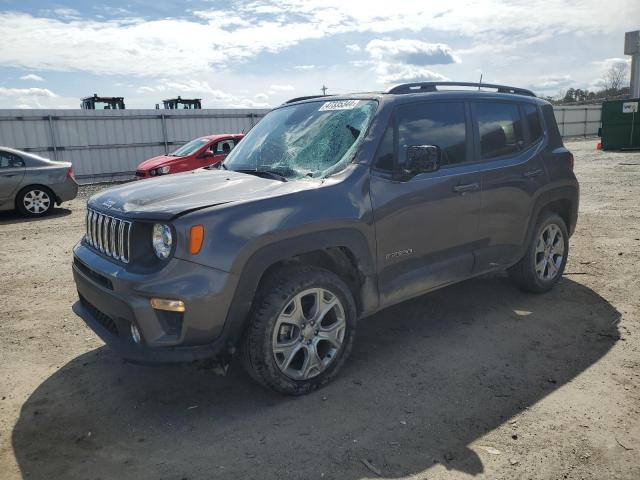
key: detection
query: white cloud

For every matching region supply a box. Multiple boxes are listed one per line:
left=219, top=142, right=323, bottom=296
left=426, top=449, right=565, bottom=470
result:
left=136, top=79, right=272, bottom=108
left=366, top=39, right=460, bottom=66
left=269, top=84, right=294, bottom=92
left=2, top=1, right=636, bottom=79
left=294, top=65, right=317, bottom=71
left=375, top=65, right=448, bottom=85
left=346, top=44, right=361, bottom=53
left=0, top=87, right=79, bottom=108
left=592, top=57, right=631, bottom=69
left=19, top=74, right=45, bottom=82
left=363, top=39, right=456, bottom=84
left=0, top=87, right=57, bottom=98
left=532, top=75, right=573, bottom=89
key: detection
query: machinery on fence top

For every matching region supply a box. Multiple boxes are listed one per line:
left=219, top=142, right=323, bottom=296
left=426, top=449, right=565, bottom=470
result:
left=81, top=94, right=125, bottom=110
left=161, top=96, right=202, bottom=109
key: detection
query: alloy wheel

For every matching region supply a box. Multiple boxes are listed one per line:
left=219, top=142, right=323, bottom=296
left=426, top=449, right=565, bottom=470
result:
left=23, top=189, right=51, bottom=214
left=535, top=223, right=564, bottom=281
left=272, top=288, right=346, bottom=380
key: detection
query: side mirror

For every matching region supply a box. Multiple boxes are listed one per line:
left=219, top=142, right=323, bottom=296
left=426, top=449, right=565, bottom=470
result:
left=396, top=145, right=441, bottom=180
left=199, top=151, right=215, bottom=159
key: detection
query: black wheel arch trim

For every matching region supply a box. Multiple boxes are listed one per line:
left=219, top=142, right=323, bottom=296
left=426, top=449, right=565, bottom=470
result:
left=519, top=182, right=579, bottom=261
left=221, top=228, right=378, bottom=353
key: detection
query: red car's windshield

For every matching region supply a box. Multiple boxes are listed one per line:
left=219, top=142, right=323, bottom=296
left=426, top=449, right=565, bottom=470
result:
left=170, top=138, right=209, bottom=157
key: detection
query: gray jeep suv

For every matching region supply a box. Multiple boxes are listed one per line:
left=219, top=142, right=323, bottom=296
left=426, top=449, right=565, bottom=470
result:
left=72, top=82, right=578, bottom=395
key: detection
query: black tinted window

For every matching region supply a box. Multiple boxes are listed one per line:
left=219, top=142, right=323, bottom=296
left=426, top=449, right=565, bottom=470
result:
left=374, top=123, right=395, bottom=171
left=476, top=102, right=524, bottom=159
left=524, top=104, right=543, bottom=144
left=397, top=102, right=467, bottom=166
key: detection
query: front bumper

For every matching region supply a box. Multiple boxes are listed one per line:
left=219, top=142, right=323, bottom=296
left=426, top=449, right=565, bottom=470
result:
left=72, top=242, right=239, bottom=363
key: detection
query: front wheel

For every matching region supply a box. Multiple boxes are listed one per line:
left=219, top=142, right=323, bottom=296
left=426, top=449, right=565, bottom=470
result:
left=508, top=212, right=569, bottom=293
left=241, top=266, right=356, bottom=395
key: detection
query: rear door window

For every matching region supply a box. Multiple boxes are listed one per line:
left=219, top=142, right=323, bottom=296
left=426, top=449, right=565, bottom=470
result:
left=0, top=152, right=24, bottom=168
left=476, top=102, right=524, bottom=159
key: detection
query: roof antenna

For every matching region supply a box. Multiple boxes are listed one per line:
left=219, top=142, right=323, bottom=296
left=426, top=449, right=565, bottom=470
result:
left=321, top=84, right=328, bottom=95
left=478, top=73, right=483, bottom=90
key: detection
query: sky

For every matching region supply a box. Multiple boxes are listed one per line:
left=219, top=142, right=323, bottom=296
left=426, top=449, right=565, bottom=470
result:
left=0, top=0, right=638, bottom=109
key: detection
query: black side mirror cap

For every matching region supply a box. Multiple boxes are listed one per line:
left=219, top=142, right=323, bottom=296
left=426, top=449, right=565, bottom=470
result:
left=395, top=145, right=442, bottom=180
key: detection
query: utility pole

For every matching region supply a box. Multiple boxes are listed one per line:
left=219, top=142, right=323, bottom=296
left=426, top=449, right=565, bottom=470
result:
left=321, top=85, right=328, bottom=95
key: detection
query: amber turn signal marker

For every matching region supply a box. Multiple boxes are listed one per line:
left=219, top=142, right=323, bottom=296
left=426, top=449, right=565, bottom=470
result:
left=150, top=298, right=185, bottom=312
left=189, top=224, right=205, bottom=255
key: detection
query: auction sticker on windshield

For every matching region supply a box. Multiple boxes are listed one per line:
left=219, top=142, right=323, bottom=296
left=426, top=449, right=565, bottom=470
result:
left=319, top=100, right=360, bottom=111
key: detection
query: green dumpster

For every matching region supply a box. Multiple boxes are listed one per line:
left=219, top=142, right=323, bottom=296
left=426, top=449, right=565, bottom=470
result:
left=599, top=98, right=640, bottom=150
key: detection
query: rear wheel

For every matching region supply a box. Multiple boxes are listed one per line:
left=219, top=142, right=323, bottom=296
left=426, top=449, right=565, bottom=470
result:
left=508, top=212, right=569, bottom=293
left=16, top=186, right=54, bottom=217
left=241, top=266, right=356, bottom=395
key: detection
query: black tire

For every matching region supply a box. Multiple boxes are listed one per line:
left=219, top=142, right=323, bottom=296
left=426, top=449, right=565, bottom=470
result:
left=240, top=265, right=357, bottom=395
left=16, top=185, right=55, bottom=217
left=508, top=212, right=569, bottom=293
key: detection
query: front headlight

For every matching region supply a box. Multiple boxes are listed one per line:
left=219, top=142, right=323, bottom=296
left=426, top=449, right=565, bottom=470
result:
left=152, top=223, right=172, bottom=259
left=157, top=165, right=170, bottom=175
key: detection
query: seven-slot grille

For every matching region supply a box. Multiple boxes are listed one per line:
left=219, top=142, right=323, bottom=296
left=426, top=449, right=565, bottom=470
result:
left=85, top=208, right=132, bottom=263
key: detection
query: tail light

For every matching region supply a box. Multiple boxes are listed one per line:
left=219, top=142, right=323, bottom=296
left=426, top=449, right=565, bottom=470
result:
left=67, top=167, right=75, bottom=179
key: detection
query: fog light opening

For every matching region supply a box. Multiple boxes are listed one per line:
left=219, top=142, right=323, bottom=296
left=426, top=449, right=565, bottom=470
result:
left=150, top=298, right=185, bottom=313
left=130, top=323, right=142, bottom=344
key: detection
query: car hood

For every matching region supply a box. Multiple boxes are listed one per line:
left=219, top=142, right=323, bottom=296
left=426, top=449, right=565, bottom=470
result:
left=137, top=155, right=177, bottom=170
left=88, top=169, right=317, bottom=220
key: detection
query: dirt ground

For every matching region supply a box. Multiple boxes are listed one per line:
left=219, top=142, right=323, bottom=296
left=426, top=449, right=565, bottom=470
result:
left=0, top=138, right=638, bottom=480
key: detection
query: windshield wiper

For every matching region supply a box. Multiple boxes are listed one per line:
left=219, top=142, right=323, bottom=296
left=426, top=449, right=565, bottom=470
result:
left=235, top=169, right=288, bottom=182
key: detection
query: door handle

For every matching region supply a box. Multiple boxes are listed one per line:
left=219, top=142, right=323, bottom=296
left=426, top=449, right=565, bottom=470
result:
left=453, top=183, right=480, bottom=193
left=523, top=169, right=544, bottom=178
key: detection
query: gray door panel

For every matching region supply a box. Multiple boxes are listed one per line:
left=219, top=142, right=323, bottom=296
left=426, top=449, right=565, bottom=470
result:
left=0, top=151, right=26, bottom=204
left=371, top=168, right=481, bottom=307
left=471, top=101, right=548, bottom=272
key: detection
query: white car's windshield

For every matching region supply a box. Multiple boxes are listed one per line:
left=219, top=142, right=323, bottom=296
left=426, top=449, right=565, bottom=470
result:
left=171, top=138, right=209, bottom=157
left=223, top=99, right=376, bottom=180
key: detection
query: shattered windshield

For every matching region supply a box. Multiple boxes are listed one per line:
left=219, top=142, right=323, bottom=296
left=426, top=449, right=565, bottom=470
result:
left=223, top=99, right=377, bottom=180
left=171, top=138, right=209, bottom=156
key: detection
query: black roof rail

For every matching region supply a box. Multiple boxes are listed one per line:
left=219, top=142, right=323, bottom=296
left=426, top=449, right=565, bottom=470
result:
left=283, top=95, right=328, bottom=104
left=387, top=82, right=536, bottom=97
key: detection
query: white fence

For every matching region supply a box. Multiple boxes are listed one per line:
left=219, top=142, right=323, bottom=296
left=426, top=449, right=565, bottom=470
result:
left=0, top=109, right=268, bottom=182
left=553, top=105, right=602, bottom=137
left=0, top=104, right=599, bottom=183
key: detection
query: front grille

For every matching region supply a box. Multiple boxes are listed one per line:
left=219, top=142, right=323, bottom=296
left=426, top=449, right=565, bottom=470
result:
left=86, top=208, right=132, bottom=263
left=135, top=171, right=145, bottom=177
left=79, top=294, right=119, bottom=336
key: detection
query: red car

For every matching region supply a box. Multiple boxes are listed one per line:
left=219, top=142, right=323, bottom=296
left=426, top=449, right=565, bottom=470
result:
left=135, top=134, right=243, bottom=178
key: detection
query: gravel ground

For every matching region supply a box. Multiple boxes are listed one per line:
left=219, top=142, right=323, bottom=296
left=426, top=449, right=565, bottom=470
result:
left=0, top=138, right=638, bottom=480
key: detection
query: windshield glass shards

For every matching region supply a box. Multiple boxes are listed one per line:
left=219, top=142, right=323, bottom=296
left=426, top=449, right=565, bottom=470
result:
left=223, top=99, right=376, bottom=180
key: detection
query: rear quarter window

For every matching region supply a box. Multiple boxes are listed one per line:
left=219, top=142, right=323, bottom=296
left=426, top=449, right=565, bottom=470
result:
left=523, top=103, right=543, bottom=145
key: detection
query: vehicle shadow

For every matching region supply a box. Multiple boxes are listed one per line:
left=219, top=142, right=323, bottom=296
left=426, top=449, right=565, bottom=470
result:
left=12, top=274, right=619, bottom=480
left=0, top=208, right=72, bottom=225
